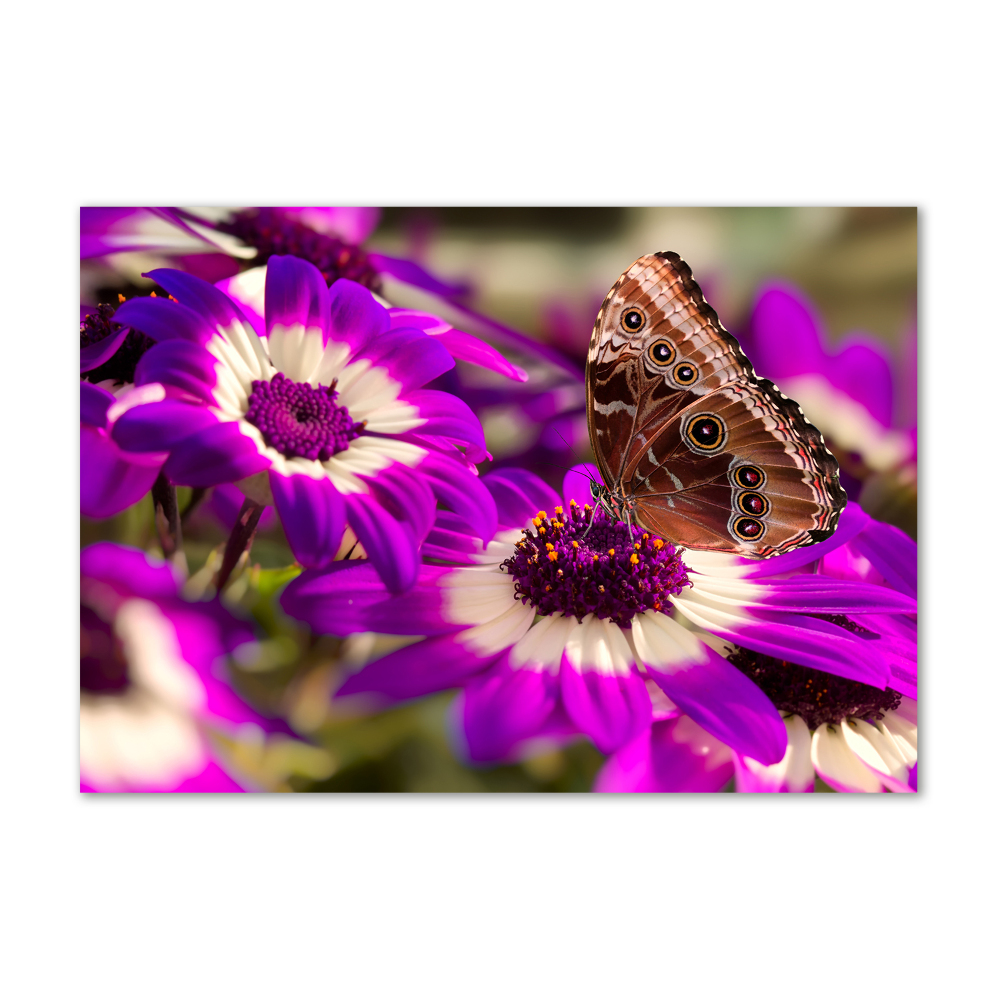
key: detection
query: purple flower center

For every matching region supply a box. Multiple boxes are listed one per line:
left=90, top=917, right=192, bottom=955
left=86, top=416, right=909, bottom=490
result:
left=727, top=626, right=902, bottom=729
left=80, top=605, right=130, bottom=695
left=502, top=502, right=691, bottom=627
left=245, top=372, right=365, bottom=462
left=80, top=301, right=156, bottom=385
left=216, top=208, right=382, bottom=290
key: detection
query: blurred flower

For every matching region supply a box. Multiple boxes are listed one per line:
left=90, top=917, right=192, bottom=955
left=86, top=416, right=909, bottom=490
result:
left=743, top=284, right=916, bottom=496
left=109, top=256, right=501, bottom=591
left=282, top=464, right=915, bottom=770
left=80, top=542, right=272, bottom=791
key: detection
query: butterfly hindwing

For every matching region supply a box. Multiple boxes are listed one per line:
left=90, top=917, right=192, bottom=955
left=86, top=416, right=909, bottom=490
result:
left=586, top=251, right=847, bottom=557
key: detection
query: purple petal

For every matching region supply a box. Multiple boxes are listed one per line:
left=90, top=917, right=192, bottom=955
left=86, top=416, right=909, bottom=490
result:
left=562, top=463, right=601, bottom=509
left=132, top=339, right=219, bottom=402
left=461, top=659, right=561, bottom=761
left=207, top=483, right=276, bottom=533
left=369, top=252, right=472, bottom=299
left=328, top=278, right=390, bottom=354
left=345, top=492, right=419, bottom=593
left=269, top=471, right=346, bottom=568
left=851, top=520, right=917, bottom=599
left=112, top=400, right=220, bottom=453
left=281, top=561, right=452, bottom=636
left=419, top=451, right=498, bottom=543
left=80, top=326, right=130, bottom=373
left=81, top=426, right=165, bottom=519
left=81, top=541, right=181, bottom=600
left=363, top=462, right=437, bottom=545
left=163, top=420, right=270, bottom=487
left=638, top=629, right=787, bottom=765
left=738, top=502, right=870, bottom=578
left=748, top=285, right=825, bottom=378
left=739, top=575, right=917, bottom=615
left=559, top=663, right=651, bottom=755
left=284, top=207, right=380, bottom=244
left=483, top=467, right=561, bottom=529
left=81, top=381, right=114, bottom=428
left=825, top=336, right=894, bottom=427
left=112, top=297, right=214, bottom=346
left=264, top=255, right=331, bottom=342
left=144, top=267, right=254, bottom=332
left=336, top=632, right=500, bottom=700
left=404, top=389, right=487, bottom=458
left=350, top=326, right=455, bottom=395
left=594, top=717, right=735, bottom=793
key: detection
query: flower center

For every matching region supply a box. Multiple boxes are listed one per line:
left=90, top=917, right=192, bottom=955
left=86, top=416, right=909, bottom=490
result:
left=245, top=372, right=365, bottom=461
left=502, top=502, right=691, bottom=627
left=216, top=208, right=382, bottom=290
left=80, top=300, right=156, bottom=385
left=80, top=605, right=130, bottom=694
left=727, top=622, right=902, bottom=730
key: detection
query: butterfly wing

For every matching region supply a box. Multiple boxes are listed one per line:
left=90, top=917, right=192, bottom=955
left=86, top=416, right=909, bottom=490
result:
left=586, top=251, right=847, bottom=557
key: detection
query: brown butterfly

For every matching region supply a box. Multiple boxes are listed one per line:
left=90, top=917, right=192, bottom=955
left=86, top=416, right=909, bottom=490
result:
left=585, top=251, right=847, bottom=558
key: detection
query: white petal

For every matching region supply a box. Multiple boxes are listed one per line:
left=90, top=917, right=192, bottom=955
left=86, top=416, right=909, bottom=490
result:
left=313, top=340, right=354, bottom=387
left=631, top=610, right=710, bottom=671
left=686, top=575, right=772, bottom=607
left=509, top=614, right=576, bottom=674
left=440, top=569, right=518, bottom=625
left=456, top=599, right=535, bottom=657
left=563, top=615, right=634, bottom=677
left=223, top=264, right=267, bottom=317
left=680, top=549, right=755, bottom=579
left=106, top=382, right=166, bottom=424
left=268, top=324, right=325, bottom=383
left=841, top=718, right=910, bottom=787
left=321, top=435, right=426, bottom=495
left=362, top=399, right=424, bottom=434
left=213, top=318, right=270, bottom=382
left=115, top=599, right=206, bottom=712
left=880, top=707, right=918, bottom=765
left=811, top=724, right=883, bottom=792
left=337, top=361, right=404, bottom=419
left=211, top=360, right=250, bottom=417
left=741, top=715, right=815, bottom=791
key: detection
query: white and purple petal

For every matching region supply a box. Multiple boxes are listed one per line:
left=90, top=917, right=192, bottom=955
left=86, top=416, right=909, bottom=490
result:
left=269, top=471, right=347, bottom=569
left=734, top=714, right=815, bottom=792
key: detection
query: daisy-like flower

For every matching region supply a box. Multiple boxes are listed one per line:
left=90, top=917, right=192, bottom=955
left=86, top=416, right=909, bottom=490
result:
left=109, top=255, right=508, bottom=591
left=281, top=464, right=916, bottom=768
left=81, top=542, right=275, bottom=792
left=597, top=515, right=918, bottom=792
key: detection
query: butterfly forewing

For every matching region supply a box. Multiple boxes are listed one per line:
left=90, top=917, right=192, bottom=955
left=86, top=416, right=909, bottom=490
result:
left=586, top=251, right=847, bottom=557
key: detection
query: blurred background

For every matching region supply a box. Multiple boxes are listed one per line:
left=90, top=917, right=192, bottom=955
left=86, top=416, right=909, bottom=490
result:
left=82, top=206, right=917, bottom=792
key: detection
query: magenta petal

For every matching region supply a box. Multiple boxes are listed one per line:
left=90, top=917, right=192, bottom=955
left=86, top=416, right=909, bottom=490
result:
left=562, top=463, right=602, bottom=509
left=852, top=520, right=917, bottom=599
left=749, top=285, right=825, bottom=378
left=80, top=325, right=130, bottom=373
left=81, top=426, right=164, bottom=519
left=328, top=278, right=390, bottom=353
left=363, top=462, right=437, bottom=545
left=112, top=297, right=213, bottom=345
left=345, top=492, right=419, bottom=593
left=112, top=400, right=220, bottom=452
left=268, top=471, right=346, bottom=568
left=749, top=574, right=917, bottom=615
left=81, top=541, right=181, bottom=599
left=281, top=561, right=452, bottom=636
left=369, top=252, right=471, bottom=300
left=337, top=632, right=500, bottom=700
left=264, top=255, right=331, bottom=343
left=644, top=644, right=787, bottom=765
left=419, top=451, right=497, bottom=542
left=144, top=267, right=254, bottom=332
left=81, top=381, right=114, bottom=427
left=133, top=339, right=218, bottom=403
left=594, top=718, right=735, bottom=793
left=559, top=663, right=651, bottom=754
left=163, top=421, right=270, bottom=487
left=351, top=326, right=455, bottom=394
left=483, top=468, right=561, bottom=529
left=461, top=660, right=561, bottom=762
left=826, top=337, right=895, bottom=427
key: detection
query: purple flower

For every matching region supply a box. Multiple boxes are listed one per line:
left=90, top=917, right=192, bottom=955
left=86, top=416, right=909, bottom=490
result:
left=109, top=256, right=501, bottom=591
left=743, top=284, right=916, bottom=484
left=281, top=464, right=915, bottom=771
left=80, top=542, right=273, bottom=792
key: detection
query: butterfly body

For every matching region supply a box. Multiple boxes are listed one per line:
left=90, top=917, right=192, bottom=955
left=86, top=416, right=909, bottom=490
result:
left=586, top=251, right=846, bottom=558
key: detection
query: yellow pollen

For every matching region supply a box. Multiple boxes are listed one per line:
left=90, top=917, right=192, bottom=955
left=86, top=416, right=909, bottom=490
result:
left=652, top=539, right=664, bottom=550
left=554, top=506, right=563, bottom=515
left=584, top=504, right=592, bottom=512
left=149, top=290, right=157, bottom=297
left=642, top=533, right=649, bottom=540
left=538, top=527, right=546, bottom=534
left=532, top=517, right=541, bottom=527
left=569, top=499, right=578, bottom=507
left=571, top=541, right=579, bottom=549
left=607, top=548, right=615, bottom=556
left=545, top=543, right=554, bottom=551
left=537, top=510, right=547, bottom=520
left=592, top=555, right=599, bottom=563
left=633, top=542, right=641, bottom=550
left=117, top=293, right=126, bottom=303
left=630, top=554, right=639, bottom=565
left=547, top=552, right=558, bottom=562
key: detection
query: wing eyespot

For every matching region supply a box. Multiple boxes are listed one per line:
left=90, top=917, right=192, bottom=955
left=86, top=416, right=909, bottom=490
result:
left=621, top=308, right=646, bottom=332
left=646, top=339, right=675, bottom=366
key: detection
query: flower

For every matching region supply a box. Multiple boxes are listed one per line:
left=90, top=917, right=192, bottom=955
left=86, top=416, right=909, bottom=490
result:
left=281, top=464, right=916, bottom=769
left=109, top=255, right=505, bottom=591
left=80, top=542, right=275, bottom=792
left=597, top=514, right=918, bottom=793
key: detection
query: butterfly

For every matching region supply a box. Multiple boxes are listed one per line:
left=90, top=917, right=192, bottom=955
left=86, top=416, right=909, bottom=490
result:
left=585, top=251, right=847, bottom=558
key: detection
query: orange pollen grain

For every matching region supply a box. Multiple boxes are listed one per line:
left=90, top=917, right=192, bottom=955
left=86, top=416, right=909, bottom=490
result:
left=545, top=543, right=554, bottom=551
left=117, top=293, right=126, bottom=303
left=652, top=539, right=664, bottom=550
left=571, top=541, right=579, bottom=548
left=607, top=548, right=615, bottom=556
left=554, top=506, right=563, bottom=515
left=630, top=554, right=639, bottom=565
left=547, top=552, right=558, bottom=562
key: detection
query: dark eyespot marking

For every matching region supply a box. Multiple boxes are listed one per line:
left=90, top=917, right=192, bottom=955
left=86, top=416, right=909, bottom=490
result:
left=673, top=363, right=697, bottom=385
left=621, top=309, right=645, bottom=332
left=737, top=491, right=769, bottom=517
left=684, top=413, right=725, bottom=452
left=733, top=516, right=765, bottom=541
left=733, top=464, right=766, bottom=490
left=646, top=338, right=675, bottom=366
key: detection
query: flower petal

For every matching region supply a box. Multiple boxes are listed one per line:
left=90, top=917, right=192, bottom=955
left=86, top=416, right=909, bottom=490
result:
left=562, top=463, right=601, bottom=509
left=419, top=450, right=498, bottom=543
left=81, top=428, right=166, bottom=520
left=112, top=400, right=221, bottom=453
left=734, top=714, right=815, bottom=792
left=162, top=420, right=270, bottom=487
left=483, top=467, right=561, bottom=529
left=632, top=611, right=787, bottom=765
left=810, top=723, right=883, bottom=792
left=328, top=278, right=390, bottom=354
left=349, top=326, right=455, bottom=395
left=268, top=470, right=346, bottom=568
left=81, top=381, right=114, bottom=427
left=133, top=339, right=219, bottom=404
left=851, top=520, right=917, bottom=599
left=344, top=492, right=419, bottom=593
left=112, top=296, right=214, bottom=345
